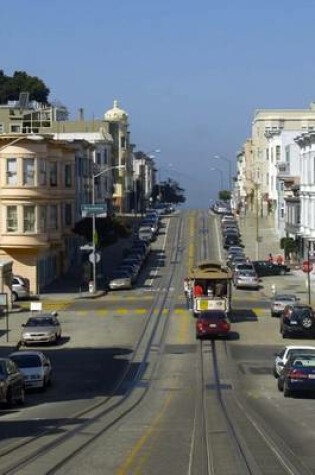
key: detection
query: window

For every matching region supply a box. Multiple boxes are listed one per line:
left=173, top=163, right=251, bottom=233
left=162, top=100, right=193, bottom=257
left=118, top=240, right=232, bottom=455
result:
left=23, top=159, right=35, bottom=185
left=0, top=123, right=4, bottom=133
left=64, top=204, right=72, bottom=226
left=6, top=158, right=17, bottom=185
left=104, top=148, right=108, bottom=165
left=266, top=148, right=269, bottom=161
left=276, top=145, right=281, bottom=161
left=285, top=145, right=290, bottom=163
left=39, top=160, right=47, bottom=185
left=50, top=205, right=58, bottom=230
left=64, top=164, right=72, bottom=187
left=39, top=206, right=47, bottom=231
left=50, top=162, right=57, bottom=186
left=96, top=152, right=101, bottom=165
left=23, top=205, right=35, bottom=232
left=10, top=124, right=21, bottom=133
left=6, top=206, right=18, bottom=232
left=120, top=136, right=126, bottom=148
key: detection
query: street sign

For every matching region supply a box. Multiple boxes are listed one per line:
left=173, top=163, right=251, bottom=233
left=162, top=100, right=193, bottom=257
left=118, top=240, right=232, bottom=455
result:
left=81, top=203, right=107, bottom=217
left=80, top=244, right=94, bottom=251
left=89, top=252, right=101, bottom=264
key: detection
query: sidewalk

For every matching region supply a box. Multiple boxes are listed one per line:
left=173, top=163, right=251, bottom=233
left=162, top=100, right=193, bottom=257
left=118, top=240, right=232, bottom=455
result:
left=238, top=211, right=282, bottom=262
left=238, top=211, right=314, bottom=302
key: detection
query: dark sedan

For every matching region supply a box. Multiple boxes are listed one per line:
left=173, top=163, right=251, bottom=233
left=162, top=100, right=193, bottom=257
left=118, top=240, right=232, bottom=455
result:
left=278, top=354, right=315, bottom=397
left=252, top=260, right=290, bottom=277
left=0, top=357, right=25, bottom=406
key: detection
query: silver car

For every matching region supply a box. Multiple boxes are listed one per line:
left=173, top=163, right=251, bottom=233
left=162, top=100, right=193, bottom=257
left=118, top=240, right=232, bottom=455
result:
left=12, top=275, right=30, bottom=302
left=9, top=350, right=52, bottom=390
left=21, top=314, right=62, bottom=345
left=233, top=269, right=259, bottom=290
left=108, top=271, right=133, bottom=290
left=270, top=293, right=300, bottom=317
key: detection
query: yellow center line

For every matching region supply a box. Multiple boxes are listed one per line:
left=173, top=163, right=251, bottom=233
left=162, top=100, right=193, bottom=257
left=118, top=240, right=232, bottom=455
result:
left=116, top=393, right=173, bottom=475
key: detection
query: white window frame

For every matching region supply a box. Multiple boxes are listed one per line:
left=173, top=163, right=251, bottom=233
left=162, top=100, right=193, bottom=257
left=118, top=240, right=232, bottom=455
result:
left=6, top=205, right=18, bottom=232
left=6, top=158, right=18, bottom=185
left=23, top=205, right=36, bottom=232
left=23, top=158, right=35, bottom=186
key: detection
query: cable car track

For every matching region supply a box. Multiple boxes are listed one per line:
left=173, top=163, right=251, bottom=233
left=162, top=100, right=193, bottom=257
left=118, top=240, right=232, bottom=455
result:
left=0, top=214, right=186, bottom=475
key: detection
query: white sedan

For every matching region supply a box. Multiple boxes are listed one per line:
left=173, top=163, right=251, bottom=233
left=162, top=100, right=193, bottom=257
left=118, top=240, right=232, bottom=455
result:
left=273, top=345, right=315, bottom=378
left=9, top=350, right=52, bottom=390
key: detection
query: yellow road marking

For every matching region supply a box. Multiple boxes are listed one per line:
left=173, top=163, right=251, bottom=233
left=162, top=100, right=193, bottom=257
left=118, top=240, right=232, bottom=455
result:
left=252, top=308, right=269, bottom=317
left=116, top=393, right=173, bottom=475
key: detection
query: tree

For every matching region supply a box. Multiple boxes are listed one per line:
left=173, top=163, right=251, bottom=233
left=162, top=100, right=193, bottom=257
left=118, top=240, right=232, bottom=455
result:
left=151, top=178, right=186, bottom=204
left=72, top=216, right=132, bottom=246
left=218, top=190, right=231, bottom=201
left=0, top=70, right=50, bottom=104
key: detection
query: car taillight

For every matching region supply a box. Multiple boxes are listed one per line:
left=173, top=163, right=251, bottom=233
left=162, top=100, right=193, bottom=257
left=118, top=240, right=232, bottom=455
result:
left=221, top=321, right=230, bottom=330
left=288, top=369, right=308, bottom=379
left=197, top=322, right=204, bottom=330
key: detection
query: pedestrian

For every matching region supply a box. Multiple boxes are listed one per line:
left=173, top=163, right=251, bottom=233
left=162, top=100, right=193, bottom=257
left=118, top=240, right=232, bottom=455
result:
left=276, top=254, right=284, bottom=265
left=194, top=283, right=204, bottom=297
left=268, top=253, right=273, bottom=263
left=187, top=282, right=193, bottom=309
left=183, top=278, right=189, bottom=298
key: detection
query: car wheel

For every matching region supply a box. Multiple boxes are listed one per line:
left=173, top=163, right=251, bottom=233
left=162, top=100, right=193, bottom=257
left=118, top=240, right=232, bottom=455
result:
left=6, top=388, right=13, bottom=407
left=16, top=387, right=25, bottom=405
left=277, top=378, right=284, bottom=391
left=301, top=316, right=313, bottom=329
left=283, top=383, right=291, bottom=398
left=273, top=367, right=279, bottom=378
left=11, top=292, right=18, bottom=303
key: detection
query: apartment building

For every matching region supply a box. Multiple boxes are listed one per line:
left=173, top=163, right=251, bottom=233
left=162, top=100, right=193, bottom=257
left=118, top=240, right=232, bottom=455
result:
left=251, top=102, right=315, bottom=215
left=0, top=135, right=77, bottom=293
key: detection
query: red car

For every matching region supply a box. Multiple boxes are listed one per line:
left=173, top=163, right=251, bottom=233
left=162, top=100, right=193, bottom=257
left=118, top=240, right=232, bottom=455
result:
left=196, top=310, right=231, bottom=339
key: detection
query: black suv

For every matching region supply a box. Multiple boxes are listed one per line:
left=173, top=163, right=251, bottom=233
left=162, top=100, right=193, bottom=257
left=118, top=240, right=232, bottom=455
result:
left=280, top=304, right=315, bottom=338
left=252, top=260, right=290, bottom=277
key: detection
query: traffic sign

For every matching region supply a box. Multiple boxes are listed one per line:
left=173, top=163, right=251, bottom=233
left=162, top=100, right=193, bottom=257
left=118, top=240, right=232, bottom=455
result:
left=89, top=252, right=101, bottom=264
left=80, top=244, right=94, bottom=251
left=302, top=261, right=313, bottom=273
left=81, top=203, right=107, bottom=217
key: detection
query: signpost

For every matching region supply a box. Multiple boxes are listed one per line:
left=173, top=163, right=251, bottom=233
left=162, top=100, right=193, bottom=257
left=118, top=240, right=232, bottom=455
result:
left=81, top=203, right=107, bottom=218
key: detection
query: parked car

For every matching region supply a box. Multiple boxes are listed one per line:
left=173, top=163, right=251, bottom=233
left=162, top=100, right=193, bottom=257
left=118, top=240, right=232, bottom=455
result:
left=277, top=354, right=315, bottom=397
left=196, top=310, right=231, bottom=339
left=233, top=269, right=259, bottom=290
left=280, top=303, right=315, bottom=338
left=11, top=275, right=30, bottom=302
left=9, top=350, right=52, bottom=390
left=0, top=357, right=25, bottom=405
left=108, top=270, right=133, bottom=290
left=270, top=293, right=300, bottom=317
left=21, top=314, right=62, bottom=346
left=273, top=345, right=315, bottom=378
left=223, top=235, right=241, bottom=249
left=252, top=260, right=290, bottom=277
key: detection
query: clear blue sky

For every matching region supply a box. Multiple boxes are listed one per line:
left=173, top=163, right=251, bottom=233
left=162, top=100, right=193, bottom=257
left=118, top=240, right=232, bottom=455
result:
left=2, top=0, right=315, bottom=208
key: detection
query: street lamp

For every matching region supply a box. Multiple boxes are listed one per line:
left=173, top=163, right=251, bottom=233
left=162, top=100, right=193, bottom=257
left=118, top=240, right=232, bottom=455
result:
left=254, top=182, right=260, bottom=260
left=212, top=155, right=233, bottom=191
left=90, top=165, right=125, bottom=294
left=210, top=167, right=224, bottom=192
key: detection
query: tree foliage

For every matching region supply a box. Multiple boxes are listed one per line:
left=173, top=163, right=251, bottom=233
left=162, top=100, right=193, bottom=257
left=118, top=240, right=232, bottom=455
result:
left=72, top=216, right=132, bottom=246
left=152, top=178, right=186, bottom=204
left=218, top=190, right=231, bottom=201
left=0, top=70, right=50, bottom=104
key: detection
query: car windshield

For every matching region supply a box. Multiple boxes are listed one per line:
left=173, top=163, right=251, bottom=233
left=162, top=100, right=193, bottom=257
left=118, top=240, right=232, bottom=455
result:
left=0, top=361, right=6, bottom=374
left=289, top=349, right=315, bottom=359
left=10, top=354, right=41, bottom=368
left=199, top=311, right=226, bottom=320
left=239, top=271, right=256, bottom=277
left=275, top=295, right=296, bottom=301
left=26, top=318, right=54, bottom=327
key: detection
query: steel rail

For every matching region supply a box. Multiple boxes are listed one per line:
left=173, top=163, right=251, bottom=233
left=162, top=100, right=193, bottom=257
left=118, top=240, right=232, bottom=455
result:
left=1, top=213, right=186, bottom=475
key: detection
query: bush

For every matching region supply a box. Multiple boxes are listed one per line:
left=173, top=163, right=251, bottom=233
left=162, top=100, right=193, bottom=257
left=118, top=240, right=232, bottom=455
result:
left=280, top=237, right=298, bottom=259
